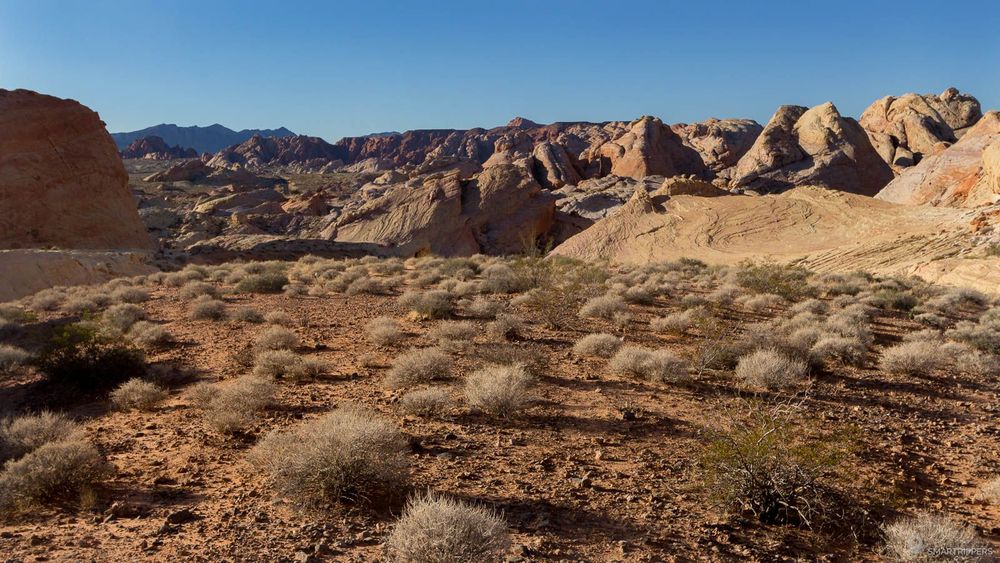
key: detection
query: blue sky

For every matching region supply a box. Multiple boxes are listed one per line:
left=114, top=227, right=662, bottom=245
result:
left=1, top=1, right=997, bottom=140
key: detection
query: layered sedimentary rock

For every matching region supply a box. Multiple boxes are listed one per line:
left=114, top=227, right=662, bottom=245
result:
left=875, top=112, right=1000, bottom=207
left=730, top=103, right=893, bottom=195
left=860, top=88, right=982, bottom=168
left=120, top=135, right=198, bottom=159
left=672, top=118, right=762, bottom=179
left=580, top=116, right=707, bottom=180
left=0, top=89, right=152, bottom=250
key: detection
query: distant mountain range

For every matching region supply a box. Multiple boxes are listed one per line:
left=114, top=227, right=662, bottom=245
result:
left=111, top=124, right=296, bottom=154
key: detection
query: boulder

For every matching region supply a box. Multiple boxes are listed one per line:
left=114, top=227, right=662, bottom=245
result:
left=581, top=116, right=707, bottom=180
left=531, top=142, right=582, bottom=189
left=860, top=88, right=982, bottom=168
left=0, top=89, right=152, bottom=250
left=730, top=102, right=893, bottom=195
left=875, top=111, right=1000, bottom=207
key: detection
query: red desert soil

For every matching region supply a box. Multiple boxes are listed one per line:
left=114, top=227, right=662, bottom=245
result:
left=0, top=260, right=998, bottom=562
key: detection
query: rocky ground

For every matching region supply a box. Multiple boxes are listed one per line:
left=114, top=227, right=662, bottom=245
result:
left=1, top=256, right=998, bottom=561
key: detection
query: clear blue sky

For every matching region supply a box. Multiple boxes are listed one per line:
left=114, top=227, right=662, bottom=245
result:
left=1, top=1, right=997, bottom=140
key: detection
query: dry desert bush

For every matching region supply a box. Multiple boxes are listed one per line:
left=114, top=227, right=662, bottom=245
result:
left=255, top=326, right=299, bottom=351
left=462, top=296, right=502, bottom=319
left=878, top=341, right=946, bottom=376
left=399, top=289, right=454, bottom=319
left=235, top=272, right=289, bottom=294
left=0, top=411, right=81, bottom=462
left=487, top=313, right=524, bottom=341
left=579, top=294, right=626, bottom=320
left=0, top=344, right=31, bottom=373
left=609, top=346, right=689, bottom=383
left=399, top=387, right=452, bottom=417
left=0, top=438, right=111, bottom=514
left=263, top=310, right=295, bottom=326
left=202, top=376, right=276, bottom=434
left=366, top=316, right=405, bottom=346
left=386, top=347, right=452, bottom=388
left=464, top=364, right=532, bottom=417
left=429, top=321, right=476, bottom=345
left=735, top=349, right=808, bottom=390
left=178, top=281, right=220, bottom=300
left=384, top=491, right=510, bottom=562
left=110, top=378, right=168, bottom=411
left=252, top=350, right=325, bottom=381
left=650, top=307, right=709, bottom=334
left=126, top=321, right=173, bottom=348
left=232, top=306, right=265, bottom=323
left=189, top=297, right=227, bottom=321
left=882, top=512, right=986, bottom=562
left=110, top=286, right=150, bottom=304
left=572, top=333, right=622, bottom=358
left=250, top=407, right=408, bottom=504
left=102, top=303, right=145, bottom=333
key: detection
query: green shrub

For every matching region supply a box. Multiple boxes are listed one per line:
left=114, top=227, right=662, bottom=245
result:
left=36, top=324, right=146, bottom=395
left=236, top=272, right=289, bottom=294
left=734, top=261, right=814, bottom=301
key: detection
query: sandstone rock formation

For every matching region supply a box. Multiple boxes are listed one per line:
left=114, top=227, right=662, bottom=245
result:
left=207, top=135, right=348, bottom=171
left=729, top=103, right=893, bottom=195
left=532, top=142, right=582, bottom=189
left=581, top=116, right=707, bottom=180
left=875, top=111, right=1000, bottom=207
left=0, top=250, right=155, bottom=302
left=120, top=135, right=198, bottom=159
left=143, top=159, right=280, bottom=189
left=0, top=89, right=152, bottom=250
left=672, top=118, right=762, bottom=179
left=322, top=163, right=555, bottom=256
left=860, top=88, right=982, bottom=168
left=186, top=234, right=383, bottom=263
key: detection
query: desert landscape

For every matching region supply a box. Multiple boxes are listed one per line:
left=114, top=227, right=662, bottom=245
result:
left=2, top=3, right=1000, bottom=561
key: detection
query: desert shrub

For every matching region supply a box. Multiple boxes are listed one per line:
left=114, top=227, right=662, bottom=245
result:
left=879, top=341, right=945, bottom=376
left=951, top=346, right=1000, bottom=377
left=260, top=310, right=293, bottom=327
left=236, top=272, right=289, bottom=294
left=36, top=324, right=145, bottom=395
left=126, top=321, right=173, bottom=348
left=110, top=287, right=150, bottom=304
left=430, top=321, right=476, bottom=345
left=623, top=285, right=655, bottom=305
left=384, top=491, right=509, bottom=563
left=255, top=326, right=299, bottom=351
left=399, top=290, right=454, bottom=319
left=0, top=412, right=81, bottom=462
left=232, top=306, right=264, bottom=323
left=735, top=349, right=807, bottom=390
left=946, top=320, right=1000, bottom=354
left=62, top=296, right=100, bottom=315
left=366, top=316, right=404, bottom=346
left=204, top=376, right=275, bottom=434
left=0, top=344, right=31, bottom=373
left=579, top=294, right=626, bottom=320
left=701, top=401, right=845, bottom=526
left=189, top=297, right=227, bottom=321
left=903, top=329, right=943, bottom=343
left=387, top=347, right=452, bottom=388
left=734, top=261, right=813, bottom=301
left=253, top=350, right=324, bottom=381
left=250, top=407, right=407, bottom=504
left=0, top=439, right=111, bottom=513
left=609, top=347, right=689, bottom=383
left=789, top=298, right=827, bottom=316
left=463, top=296, right=501, bottom=319
left=650, top=307, right=707, bottom=334
left=487, top=313, right=524, bottom=341
left=464, top=364, right=532, bottom=417
left=283, top=283, right=308, bottom=297
left=572, top=333, right=622, bottom=358
left=346, top=277, right=387, bottom=295
left=869, top=289, right=919, bottom=312
left=707, top=284, right=741, bottom=306
left=185, top=381, right=220, bottom=408
left=737, top=293, right=787, bottom=313
left=481, top=264, right=531, bottom=294
left=178, top=281, right=219, bottom=300
left=101, top=303, right=145, bottom=333
left=30, top=289, right=64, bottom=311
left=110, top=378, right=167, bottom=411
left=883, top=512, right=986, bottom=562
left=400, top=387, right=452, bottom=417
left=810, top=336, right=866, bottom=367
left=980, top=478, right=1000, bottom=504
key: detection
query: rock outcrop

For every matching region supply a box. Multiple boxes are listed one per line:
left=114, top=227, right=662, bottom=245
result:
left=207, top=135, right=348, bottom=171
left=120, top=135, right=198, bottom=159
left=672, top=118, right=762, bottom=179
left=186, top=234, right=383, bottom=264
left=532, top=142, right=582, bottom=189
left=860, top=88, right=982, bottom=169
left=875, top=112, right=1000, bottom=207
left=143, top=159, right=281, bottom=189
left=0, top=89, right=152, bottom=250
left=581, top=116, right=707, bottom=180
left=729, top=103, right=893, bottom=195
left=112, top=124, right=296, bottom=154
left=322, top=163, right=555, bottom=256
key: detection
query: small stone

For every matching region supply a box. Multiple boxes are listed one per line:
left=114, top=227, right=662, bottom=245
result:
left=166, top=508, right=198, bottom=525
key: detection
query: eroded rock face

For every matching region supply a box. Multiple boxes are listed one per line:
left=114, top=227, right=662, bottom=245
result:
left=532, top=142, right=582, bottom=189
left=730, top=102, right=893, bottom=195
left=860, top=88, right=982, bottom=168
left=672, top=118, right=763, bottom=179
left=0, top=89, right=152, bottom=250
left=120, top=136, right=198, bottom=159
left=875, top=111, right=1000, bottom=207
left=207, top=135, right=348, bottom=170
left=321, top=163, right=555, bottom=256
left=581, top=116, right=707, bottom=180
left=143, top=159, right=280, bottom=189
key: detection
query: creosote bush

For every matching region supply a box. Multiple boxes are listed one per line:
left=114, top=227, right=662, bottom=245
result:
left=384, top=491, right=510, bottom=563
left=189, top=297, right=227, bottom=321
left=879, top=341, right=945, bottom=376
left=579, top=294, right=626, bottom=320
left=110, top=378, right=168, bottom=411
left=253, top=350, right=324, bottom=381
left=0, top=412, right=81, bottom=462
left=126, top=321, right=173, bottom=348
left=386, top=347, right=452, bottom=388
left=399, top=387, right=452, bottom=418
left=883, top=512, right=986, bottom=562
left=36, top=323, right=146, bottom=395
left=233, top=306, right=265, bottom=323
left=465, top=364, right=532, bottom=417
left=0, top=439, right=111, bottom=513
left=101, top=303, right=145, bottom=333
left=255, top=326, right=299, bottom=351
left=366, top=316, right=405, bottom=347
left=572, top=333, right=622, bottom=358
left=250, top=407, right=408, bottom=504
left=399, top=290, right=454, bottom=319
left=236, top=272, right=289, bottom=294
left=203, top=376, right=275, bottom=434
left=609, top=346, right=689, bottom=383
